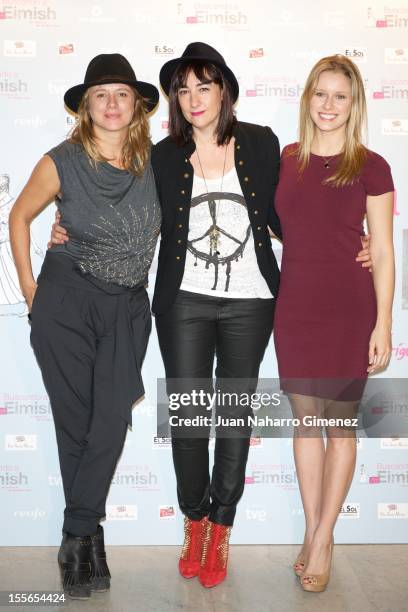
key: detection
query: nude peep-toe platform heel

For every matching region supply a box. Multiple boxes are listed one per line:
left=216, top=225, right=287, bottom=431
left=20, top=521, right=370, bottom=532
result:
left=293, top=552, right=306, bottom=577
left=300, top=538, right=334, bottom=592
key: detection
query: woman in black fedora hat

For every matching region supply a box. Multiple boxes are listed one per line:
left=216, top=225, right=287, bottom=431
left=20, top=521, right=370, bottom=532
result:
left=150, top=41, right=282, bottom=588
left=9, top=53, right=161, bottom=599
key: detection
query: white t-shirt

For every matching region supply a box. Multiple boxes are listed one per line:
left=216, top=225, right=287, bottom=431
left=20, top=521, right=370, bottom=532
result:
left=180, top=167, right=273, bottom=299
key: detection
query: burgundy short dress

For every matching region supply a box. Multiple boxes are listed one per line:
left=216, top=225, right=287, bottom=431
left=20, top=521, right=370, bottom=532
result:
left=273, top=144, right=394, bottom=400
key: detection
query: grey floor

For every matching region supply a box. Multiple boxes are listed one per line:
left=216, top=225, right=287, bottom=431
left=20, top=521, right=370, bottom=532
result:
left=0, top=545, right=407, bottom=612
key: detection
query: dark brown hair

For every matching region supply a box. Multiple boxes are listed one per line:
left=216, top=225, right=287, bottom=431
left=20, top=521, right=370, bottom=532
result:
left=168, top=61, right=236, bottom=146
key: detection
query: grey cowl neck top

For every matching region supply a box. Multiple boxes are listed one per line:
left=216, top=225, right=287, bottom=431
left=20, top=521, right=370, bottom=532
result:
left=47, top=140, right=161, bottom=288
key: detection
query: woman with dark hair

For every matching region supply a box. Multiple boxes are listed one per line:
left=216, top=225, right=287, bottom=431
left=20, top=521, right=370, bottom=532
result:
left=151, top=42, right=281, bottom=588
left=9, top=54, right=161, bottom=599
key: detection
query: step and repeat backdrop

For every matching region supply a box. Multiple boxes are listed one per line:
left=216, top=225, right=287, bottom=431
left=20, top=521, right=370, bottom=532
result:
left=0, top=0, right=407, bottom=545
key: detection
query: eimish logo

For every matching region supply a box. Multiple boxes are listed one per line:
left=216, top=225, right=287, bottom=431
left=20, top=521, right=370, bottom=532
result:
left=373, top=79, right=408, bottom=100
left=246, top=77, right=303, bottom=102
left=245, top=75, right=303, bottom=101
left=245, top=463, right=298, bottom=489
left=111, top=465, right=159, bottom=490
left=0, top=466, right=29, bottom=489
left=0, top=397, right=51, bottom=418
left=0, top=75, right=28, bottom=96
left=367, top=6, right=408, bottom=27
left=377, top=463, right=408, bottom=485
left=185, top=5, right=248, bottom=29
left=383, top=8, right=408, bottom=27
left=0, top=4, right=57, bottom=21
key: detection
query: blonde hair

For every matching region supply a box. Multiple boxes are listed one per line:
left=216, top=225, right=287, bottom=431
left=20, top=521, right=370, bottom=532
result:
left=69, top=87, right=151, bottom=175
left=296, top=54, right=367, bottom=187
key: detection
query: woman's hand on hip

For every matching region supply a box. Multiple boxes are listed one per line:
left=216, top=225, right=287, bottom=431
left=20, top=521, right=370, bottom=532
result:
left=356, top=234, right=372, bottom=271
left=47, top=209, right=68, bottom=248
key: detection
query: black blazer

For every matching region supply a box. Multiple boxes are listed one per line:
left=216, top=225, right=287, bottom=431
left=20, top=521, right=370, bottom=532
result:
left=151, top=121, right=282, bottom=315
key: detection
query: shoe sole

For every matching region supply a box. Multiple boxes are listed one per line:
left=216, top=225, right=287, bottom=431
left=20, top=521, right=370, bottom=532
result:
left=67, top=589, right=92, bottom=600
left=90, top=577, right=110, bottom=592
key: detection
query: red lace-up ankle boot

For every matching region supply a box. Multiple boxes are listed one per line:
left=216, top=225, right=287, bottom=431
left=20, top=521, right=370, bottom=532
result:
left=199, top=520, right=232, bottom=588
left=179, top=516, right=208, bottom=579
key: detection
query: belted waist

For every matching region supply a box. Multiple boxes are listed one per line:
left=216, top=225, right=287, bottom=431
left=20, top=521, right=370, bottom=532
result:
left=37, top=251, right=148, bottom=426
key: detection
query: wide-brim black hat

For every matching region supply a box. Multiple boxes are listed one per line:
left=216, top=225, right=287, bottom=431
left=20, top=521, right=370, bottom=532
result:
left=64, top=53, right=160, bottom=113
left=159, top=42, right=239, bottom=103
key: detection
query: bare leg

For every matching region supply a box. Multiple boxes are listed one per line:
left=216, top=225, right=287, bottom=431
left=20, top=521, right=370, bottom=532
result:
left=289, top=394, right=325, bottom=569
left=301, top=399, right=358, bottom=582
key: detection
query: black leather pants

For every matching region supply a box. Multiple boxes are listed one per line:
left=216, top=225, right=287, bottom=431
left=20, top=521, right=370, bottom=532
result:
left=155, top=290, right=275, bottom=526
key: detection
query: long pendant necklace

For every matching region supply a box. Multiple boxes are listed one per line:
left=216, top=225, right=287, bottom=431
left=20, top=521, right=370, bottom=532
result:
left=195, top=143, right=228, bottom=256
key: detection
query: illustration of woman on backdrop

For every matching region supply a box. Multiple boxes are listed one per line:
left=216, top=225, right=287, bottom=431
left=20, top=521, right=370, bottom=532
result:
left=0, top=173, right=43, bottom=316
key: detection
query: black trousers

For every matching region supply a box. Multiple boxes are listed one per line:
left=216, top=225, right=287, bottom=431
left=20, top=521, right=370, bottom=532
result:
left=155, top=290, right=275, bottom=526
left=30, top=253, right=151, bottom=536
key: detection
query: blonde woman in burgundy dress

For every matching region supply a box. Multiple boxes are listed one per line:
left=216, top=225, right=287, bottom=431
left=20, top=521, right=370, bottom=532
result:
left=274, top=55, right=395, bottom=592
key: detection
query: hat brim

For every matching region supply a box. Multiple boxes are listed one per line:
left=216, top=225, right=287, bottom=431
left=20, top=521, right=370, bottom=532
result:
left=159, top=57, right=239, bottom=103
left=64, top=78, right=159, bottom=113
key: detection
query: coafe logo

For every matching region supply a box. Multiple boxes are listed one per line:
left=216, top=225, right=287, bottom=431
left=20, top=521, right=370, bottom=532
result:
left=14, top=508, right=46, bottom=520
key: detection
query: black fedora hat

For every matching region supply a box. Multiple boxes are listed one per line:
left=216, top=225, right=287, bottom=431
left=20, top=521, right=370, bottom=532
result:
left=159, top=42, right=239, bottom=103
left=64, top=53, right=159, bottom=113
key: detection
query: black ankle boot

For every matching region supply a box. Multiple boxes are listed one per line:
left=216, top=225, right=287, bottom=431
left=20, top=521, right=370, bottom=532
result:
left=89, top=525, right=111, bottom=591
left=58, top=532, right=92, bottom=600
